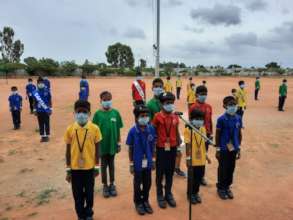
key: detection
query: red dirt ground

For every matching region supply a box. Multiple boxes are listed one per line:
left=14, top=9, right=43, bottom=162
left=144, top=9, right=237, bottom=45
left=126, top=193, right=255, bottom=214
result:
left=0, top=77, right=292, bottom=220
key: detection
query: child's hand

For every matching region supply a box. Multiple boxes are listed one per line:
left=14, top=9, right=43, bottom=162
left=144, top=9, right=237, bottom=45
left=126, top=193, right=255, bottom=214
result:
left=117, top=144, right=121, bottom=153
left=206, top=155, right=212, bottom=164
left=66, top=173, right=71, bottom=183
left=236, top=149, right=241, bottom=160
left=186, top=159, right=191, bottom=168
left=129, top=164, right=134, bottom=175
left=152, top=160, right=156, bottom=170
left=215, top=151, right=220, bottom=160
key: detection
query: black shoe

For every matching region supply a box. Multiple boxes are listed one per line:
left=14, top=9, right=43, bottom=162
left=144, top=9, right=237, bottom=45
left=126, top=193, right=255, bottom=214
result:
left=200, top=178, right=208, bottom=186
left=157, top=195, right=167, bottom=209
left=175, top=168, right=187, bottom=177
left=217, top=189, right=228, bottom=200
left=40, top=137, right=46, bottom=142
left=85, top=217, right=93, bottom=220
left=165, top=194, right=177, bottom=207
left=109, top=184, right=117, bottom=197
left=103, top=185, right=110, bottom=198
left=143, top=201, right=153, bottom=214
left=190, top=194, right=198, bottom=204
left=78, top=218, right=85, bottom=220
left=195, top=194, right=202, bottom=203
left=135, top=203, right=146, bottom=215
left=226, top=189, right=234, bottom=199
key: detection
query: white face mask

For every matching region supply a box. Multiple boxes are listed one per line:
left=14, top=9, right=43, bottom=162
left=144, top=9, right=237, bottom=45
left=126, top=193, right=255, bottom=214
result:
left=240, top=84, right=245, bottom=89
left=12, top=91, right=18, bottom=95
left=136, top=76, right=143, bottom=80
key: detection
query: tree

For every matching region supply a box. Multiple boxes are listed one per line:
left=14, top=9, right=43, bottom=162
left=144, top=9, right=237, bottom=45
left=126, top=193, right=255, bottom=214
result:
left=81, top=59, right=97, bottom=75
left=179, top=62, right=186, bottom=68
left=228, top=64, right=242, bottom=69
left=60, top=61, right=78, bottom=75
left=140, top=59, right=146, bottom=68
left=24, top=56, right=39, bottom=75
left=105, top=43, right=135, bottom=68
left=265, top=62, right=280, bottom=69
left=38, top=58, right=59, bottom=76
left=0, top=27, right=24, bottom=62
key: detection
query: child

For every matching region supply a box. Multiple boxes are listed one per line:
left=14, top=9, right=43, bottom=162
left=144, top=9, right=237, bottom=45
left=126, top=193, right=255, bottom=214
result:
left=65, top=100, right=102, bottom=220
left=176, top=75, right=182, bottom=100
left=235, top=80, right=247, bottom=119
left=92, top=91, right=123, bottom=198
left=278, top=79, right=288, bottom=111
left=132, top=71, right=146, bottom=106
left=255, top=77, right=260, bottom=101
left=26, top=78, right=36, bottom=114
left=187, top=83, right=196, bottom=109
left=184, top=109, right=210, bottom=204
left=8, top=86, right=22, bottom=130
left=164, top=76, right=173, bottom=93
left=79, top=87, right=88, bottom=101
left=33, top=77, right=52, bottom=142
left=231, top=88, right=238, bottom=103
left=43, top=76, right=51, bottom=91
left=202, top=80, right=207, bottom=87
left=215, top=96, right=242, bottom=200
left=80, top=75, right=89, bottom=100
left=126, top=105, right=156, bottom=215
left=187, top=77, right=193, bottom=93
left=152, top=92, right=181, bottom=208
left=189, top=85, right=213, bottom=186
left=147, top=78, right=164, bottom=120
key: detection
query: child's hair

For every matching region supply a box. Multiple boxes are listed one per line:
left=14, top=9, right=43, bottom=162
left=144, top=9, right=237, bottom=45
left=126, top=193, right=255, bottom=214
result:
left=223, top=96, right=236, bottom=106
left=136, top=70, right=142, bottom=77
left=283, top=79, right=287, bottom=83
left=238, top=80, right=245, bottom=86
left=11, top=86, right=17, bottom=91
left=256, top=76, right=260, bottom=79
left=196, top=85, right=208, bottom=94
left=167, top=76, right=171, bottom=80
left=100, top=91, right=112, bottom=99
left=152, top=78, right=164, bottom=86
left=28, top=78, right=33, bottom=82
left=159, top=92, right=175, bottom=103
left=133, top=105, right=149, bottom=118
left=190, top=109, right=204, bottom=120
left=190, top=83, right=195, bottom=87
left=74, top=100, right=90, bottom=112
left=81, top=74, right=86, bottom=79
left=231, top=88, right=237, bottom=93
left=202, top=80, right=206, bottom=84
left=37, top=76, right=44, bottom=84
left=189, top=77, right=192, bottom=81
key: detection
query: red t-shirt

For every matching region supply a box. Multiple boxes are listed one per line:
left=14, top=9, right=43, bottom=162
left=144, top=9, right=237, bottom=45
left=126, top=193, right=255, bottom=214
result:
left=132, top=80, right=146, bottom=101
left=152, top=112, right=179, bottom=148
left=189, top=101, right=213, bottom=135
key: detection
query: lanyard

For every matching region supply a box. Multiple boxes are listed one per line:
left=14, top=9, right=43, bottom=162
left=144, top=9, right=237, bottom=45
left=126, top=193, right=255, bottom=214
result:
left=164, top=116, right=173, bottom=138
left=75, top=129, right=88, bottom=154
left=193, top=130, right=203, bottom=151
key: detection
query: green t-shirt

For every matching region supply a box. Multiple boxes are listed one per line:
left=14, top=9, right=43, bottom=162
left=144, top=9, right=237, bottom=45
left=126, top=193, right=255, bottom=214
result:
left=255, top=80, right=260, bottom=89
left=147, top=97, right=161, bottom=120
left=279, top=84, right=287, bottom=97
left=92, top=108, right=123, bottom=156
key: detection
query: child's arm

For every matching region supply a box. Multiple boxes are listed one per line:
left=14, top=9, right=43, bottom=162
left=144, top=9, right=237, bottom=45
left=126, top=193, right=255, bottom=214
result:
left=176, top=125, right=182, bottom=146
left=215, top=128, right=221, bottom=160
left=206, top=154, right=211, bottom=164
left=185, top=143, right=191, bottom=167
left=65, top=144, right=71, bottom=183
left=128, top=145, right=134, bottom=174
left=94, top=142, right=100, bottom=176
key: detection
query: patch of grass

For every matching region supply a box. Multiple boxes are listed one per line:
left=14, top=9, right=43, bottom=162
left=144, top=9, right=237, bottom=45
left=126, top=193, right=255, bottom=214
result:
left=16, top=190, right=26, bottom=198
left=269, top=143, right=279, bottom=148
left=27, top=212, right=38, bottom=218
left=0, top=217, right=9, bottom=220
left=19, top=168, right=34, bottom=174
left=35, top=128, right=39, bottom=133
left=5, top=206, right=12, bottom=211
left=7, top=149, right=17, bottom=156
left=35, top=188, right=57, bottom=206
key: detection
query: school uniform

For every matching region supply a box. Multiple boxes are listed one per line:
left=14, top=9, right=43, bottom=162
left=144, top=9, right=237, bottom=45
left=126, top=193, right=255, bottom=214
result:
left=8, top=93, right=23, bottom=129
left=26, top=83, right=36, bottom=113
left=278, top=84, right=287, bottom=111
left=80, top=79, right=89, bottom=98
left=152, top=111, right=179, bottom=198
left=79, top=87, right=88, bottom=101
left=132, top=80, right=146, bottom=106
left=255, top=80, right=260, bottom=100
left=235, top=89, right=247, bottom=118
left=176, top=79, right=182, bottom=99
left=164, top=81, right=173, bottom=93
left=216, top=113, right=242, bottom=191
left=33, top=88, right=52, bottom=138
left=184, top=127, right=206, bottom=196
left=146, top=97, right=161, bottom=121
left=126, top=124, right=156, bottom=205
left=44, top=78, right=51, bottom=91
left=64, top=121, right=102, bottom=219
left=92, top=109, right=123, bottom=186
left=187, top=90, right=196, bottom=109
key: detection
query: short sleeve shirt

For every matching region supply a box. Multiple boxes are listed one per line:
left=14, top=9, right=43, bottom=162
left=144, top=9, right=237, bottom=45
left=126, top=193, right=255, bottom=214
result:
left=147, top=98, right=161, bottom=120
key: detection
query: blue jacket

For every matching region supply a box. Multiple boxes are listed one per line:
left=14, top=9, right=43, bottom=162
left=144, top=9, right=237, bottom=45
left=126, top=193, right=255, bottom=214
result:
left=79, top=88, right=88, bottom=101
left=9, top=94, right=23, bottom=111
left=33, top=88, right=52, bottom=113
left=44, top=79, right=51, bottom=90
left=80, top=79, right=89, bottom=96
left=26, top=83, right=36, bottom=97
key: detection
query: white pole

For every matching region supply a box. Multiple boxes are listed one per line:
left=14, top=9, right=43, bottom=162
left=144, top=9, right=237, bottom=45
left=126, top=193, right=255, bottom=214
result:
left=155, top=0, right=160, bottom=78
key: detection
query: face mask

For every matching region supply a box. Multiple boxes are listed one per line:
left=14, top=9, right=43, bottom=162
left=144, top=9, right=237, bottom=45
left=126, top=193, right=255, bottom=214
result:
left=75, top=112, right=89, bottom=125
left=138, top=116, right=149, bottom=126
left=153, top=87, right=164, bottom=96
left=38, top=83, right=45, bottom=89
left=28, top=82, right=32, bottom=85
left=198, top=95, right=207, bottom=103
left=101, top=100, right=112, bottom=109
left=191, top=119, right=204, bottom=128
left=240, top=84, right=245, bottom=89
left=226, top=105, right=238, bottom=115
left=191, top=86, right=195, bottom=91
left=12, top=91, right=18, bottom=95
left=163, top=104, right=175, bottom=113
left=232, top=92, right=236, bottom=96
left=136, top=76, right=143, bottom=80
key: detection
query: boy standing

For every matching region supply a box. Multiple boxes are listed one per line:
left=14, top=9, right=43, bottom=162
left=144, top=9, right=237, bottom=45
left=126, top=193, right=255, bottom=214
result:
left=26, top=78, right=36, bottom=114
left=187, top=83, right=196, bottom=109
left=33, top=77, right=52, bottom=142
left=43, top=76, right=51, bottom=91
left=278, top=79, right=288, bottom=111
left=189, top=85, right=213, bottom=186
left=80, top=75, right=89, bottom=100
left=187, top=77, right=193, bottom=93
left=176, top=75, right=182, bottom=100
left=235, top=80, right=247, bottom=119
left=147, top=78, right=164, bottom=120
left=126, top=105, right=156, bottom=215
left=8, top=86, right=22, bottom=130
left=255, top=77, right=260, bottom=101
left=215, top=96, right=242, bottom=200
left=92, top=91, right=123, bottom=198
left=164, top=76, right=173, bottom=93
left=132, top=71, right=146, bottom=106
left=65, top=100, right=102, bottom=220
left=152, top=92, right=180, bottom=208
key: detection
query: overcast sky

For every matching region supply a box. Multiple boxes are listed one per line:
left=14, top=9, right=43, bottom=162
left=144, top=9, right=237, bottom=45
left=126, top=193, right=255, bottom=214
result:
left=1, top=0, right=292, bottom=67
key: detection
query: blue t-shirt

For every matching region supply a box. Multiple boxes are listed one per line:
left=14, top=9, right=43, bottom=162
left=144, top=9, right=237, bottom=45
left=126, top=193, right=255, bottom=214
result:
left=126, top=124, right=156, bottom=172
left=8, top=94, right=23, bottom=111
left=79, top=88, right=88, bottom=101
left=26, top=84, right=36, bottom=97
left=44, top=79, right=51, bottom=90
left=216, top=113, right=242, bottom=151
left=33, top=88, right=52, bottom=113
left=80, top=79, right=89, bottom=95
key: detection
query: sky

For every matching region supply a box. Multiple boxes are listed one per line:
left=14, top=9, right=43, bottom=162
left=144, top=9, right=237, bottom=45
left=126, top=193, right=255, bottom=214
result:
left=0, top=0, right=293, bottom=67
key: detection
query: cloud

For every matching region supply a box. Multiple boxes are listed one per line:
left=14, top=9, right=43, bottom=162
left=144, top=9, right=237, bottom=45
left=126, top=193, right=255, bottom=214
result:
left=165, top=0, right=183, bottom=7
left=124, top=0, right=152, bottom=8
left=183, top=25, right=204, bottom=34
left=190, top=4, right=241, bottom=26
left=245, top=0, right=267, bottom=12
left=123, top=27, right=146, bottom=39
left=225, top=32, right=258, bottom=47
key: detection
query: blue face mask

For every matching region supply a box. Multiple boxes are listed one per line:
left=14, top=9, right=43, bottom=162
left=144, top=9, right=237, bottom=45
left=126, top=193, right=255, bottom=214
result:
left=75, top=113, right=89, bottom=125
left=226, top=105, right=238, bottom=115
left=191, top=119, right=204, bottom=128
left=38, top=83, right=45, bottom=89
left=101, top=100, right=112, bottom=109
left=197, top=95, right=207, bottom=103
left=163, top=104, right=175, bottom=113
left=240, top=84, right=245, bottom=89
left=138, top=116, right=150, bottom=126
left=153, top=87, right=164, bottom=96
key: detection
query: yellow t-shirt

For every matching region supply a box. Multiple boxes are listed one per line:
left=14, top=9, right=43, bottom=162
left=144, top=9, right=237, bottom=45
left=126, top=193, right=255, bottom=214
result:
left=187, top=83, right=192, bottom=93
left=176, top=79, right=182, bottom=88
left=184, top=127, right=206, bottom=166
left=236, top=89, right=247, bottom=108
left=64, top=121, right=102, bottom=170
left=164, top=81, right=173, bottom=93
left=187, top=90, right=196, bottom=104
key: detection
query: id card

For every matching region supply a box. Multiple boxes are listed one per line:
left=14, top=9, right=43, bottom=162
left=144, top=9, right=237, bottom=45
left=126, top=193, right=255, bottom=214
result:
left=165, top=137, right=171, bottom=150
left=196, top=150, right=201, bottom=159
left=142, top=159, right=148, bottom=168
left=227, top=142, right=234, bottom=152
left=78, top=156, right=85, bottom=168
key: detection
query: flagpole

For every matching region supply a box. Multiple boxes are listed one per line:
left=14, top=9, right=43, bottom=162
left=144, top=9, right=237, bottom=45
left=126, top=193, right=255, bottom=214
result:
left=155, top=0, right=160, bottom=77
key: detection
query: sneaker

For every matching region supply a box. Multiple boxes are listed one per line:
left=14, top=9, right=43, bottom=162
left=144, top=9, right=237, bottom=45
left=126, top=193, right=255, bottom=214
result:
left=40, top=137, right=46, bottom=142
left=165, top=194, right=177, bottom=207
left=103, top=185, right=110, bottom=198
left=175, top=168, right=186, bottom=177
left=200, top=178, right=208, bottom=186
left=157, top=195, right=167, bottom=209
left=109, top=184, right=117, bottom=197
left=143, top=201, right=153, bottom=214
left=217, top=189, right=228, bottom=200
left=190, top=194, right=198, bottom=204
left=226, top=189, right=234, bottom=199
left=85, top=217, right=93, bottom=220
left=195, top=194, right=202, bottom=203
left=135, top=203, right=146, bottom=215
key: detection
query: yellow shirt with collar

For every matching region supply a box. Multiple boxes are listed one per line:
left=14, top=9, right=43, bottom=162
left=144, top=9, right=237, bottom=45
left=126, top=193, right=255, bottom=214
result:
left=176, top=79, right=182, bottom=88
left=187, top=89, right=196, bottom=104
left=164, top=80, right=173, bottom=93
left=236, top=89, right=247, bottom=108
